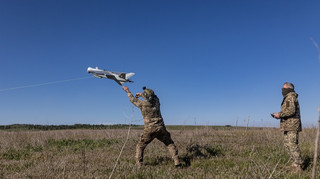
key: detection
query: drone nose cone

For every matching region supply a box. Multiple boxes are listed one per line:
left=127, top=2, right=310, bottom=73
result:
left=87, top=67, right=92, bottom=73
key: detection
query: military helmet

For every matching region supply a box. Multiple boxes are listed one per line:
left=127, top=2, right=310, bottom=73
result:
left=142, top=86, right=154, bottom=100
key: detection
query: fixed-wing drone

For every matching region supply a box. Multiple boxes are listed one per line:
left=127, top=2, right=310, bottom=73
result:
left=87, top=67, right=135, bottom=86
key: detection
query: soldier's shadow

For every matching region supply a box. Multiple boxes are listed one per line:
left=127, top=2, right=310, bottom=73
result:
left=144, top=144, right=222, bottom=168
left=303, top=155, right=312, bottom=170
left=182, top=143, right=223, bottom=168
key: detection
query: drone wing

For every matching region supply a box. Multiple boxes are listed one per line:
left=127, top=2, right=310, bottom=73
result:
left=116, top=81, right=125, bottom=86
left=103, top=74, right=124, bottom=86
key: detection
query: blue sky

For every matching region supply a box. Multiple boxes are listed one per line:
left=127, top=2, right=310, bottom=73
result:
left=0, top=0, right=320, bottom=127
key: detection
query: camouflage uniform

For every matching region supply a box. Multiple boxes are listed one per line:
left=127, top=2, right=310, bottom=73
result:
left=279, top=91, right=303, bottom=166
left=126, top=90, right=180, bottom=166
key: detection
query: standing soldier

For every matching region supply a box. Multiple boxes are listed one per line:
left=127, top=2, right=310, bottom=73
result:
left=123, top=86, right=180, bottom=168
left=272, top=82, right=303, bottom=173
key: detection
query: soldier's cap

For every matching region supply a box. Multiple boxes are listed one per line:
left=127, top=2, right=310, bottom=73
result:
left=142, top=86, right=154, bottom=99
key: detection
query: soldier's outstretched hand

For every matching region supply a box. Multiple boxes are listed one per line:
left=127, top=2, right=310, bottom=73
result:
left=123, top=86, right=130, bottom=93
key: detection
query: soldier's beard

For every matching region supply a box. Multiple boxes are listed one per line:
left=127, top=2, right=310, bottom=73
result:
left=282, top=88, right=294, bottom=97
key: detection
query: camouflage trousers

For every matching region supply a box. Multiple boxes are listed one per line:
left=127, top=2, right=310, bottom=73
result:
left=283, top=131, right=303, bottom=166
left=136, top=126, right=180, bottom=166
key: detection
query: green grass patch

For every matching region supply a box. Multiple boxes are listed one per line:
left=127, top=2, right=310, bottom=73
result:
left=46, top=138, right=118, bottom=151
left=1, top=143, right=43, bottom=160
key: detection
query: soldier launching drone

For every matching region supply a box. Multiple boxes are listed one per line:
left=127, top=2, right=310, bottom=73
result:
left=123, top=86, right=181, bottom=168
left=88, top=67, right=180, bottom=168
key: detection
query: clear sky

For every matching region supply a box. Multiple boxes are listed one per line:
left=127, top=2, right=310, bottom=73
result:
left=0, top=0, right=320, bottom=127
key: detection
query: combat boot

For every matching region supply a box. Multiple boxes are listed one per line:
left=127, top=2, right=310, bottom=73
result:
left=136, top=162, right=142, bottom=169
left=285, top=162, right=302, bottom=174
left=174, top=158, right=181, bottom=168
left=291, top=163, right=303, bottom=174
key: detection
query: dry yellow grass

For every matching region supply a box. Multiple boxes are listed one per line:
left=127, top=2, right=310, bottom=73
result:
left=0, top=126, right=317, bottom=178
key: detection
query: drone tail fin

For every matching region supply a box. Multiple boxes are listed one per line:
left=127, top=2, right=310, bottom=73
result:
left=125, top=73, right=135, bottom=80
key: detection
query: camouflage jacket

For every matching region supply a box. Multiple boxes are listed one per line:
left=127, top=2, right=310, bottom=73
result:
left=127, top=92, right=164, bottom=128
left=279, top=91, right=302, bottom=132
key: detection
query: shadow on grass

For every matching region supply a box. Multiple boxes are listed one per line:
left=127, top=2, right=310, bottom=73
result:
left=303, top=155, right=312, bottom=170
left=143, top=143, right=223, bottom=169
left=182, top=143, right=224, bottom=168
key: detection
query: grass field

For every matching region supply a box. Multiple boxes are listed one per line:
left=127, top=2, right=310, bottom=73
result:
left=0, top=126, right=318, bottom=178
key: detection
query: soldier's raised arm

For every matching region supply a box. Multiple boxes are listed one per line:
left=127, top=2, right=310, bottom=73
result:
left=279, top=95, right=296, bottom=118
left=123, top=86, right=143, bottom=108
